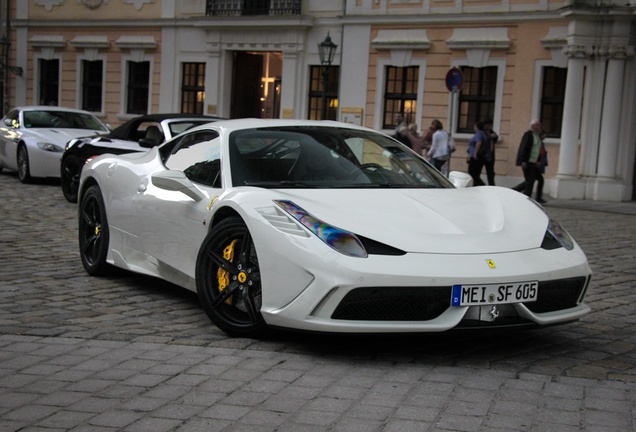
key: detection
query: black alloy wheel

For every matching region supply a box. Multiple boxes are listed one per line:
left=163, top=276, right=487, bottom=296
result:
left=196, top=216, right=265, bottom=337
left=61, top=156, right=81, bottom=203
left=17, top=145, right=32, bottom=183
left=78, top=185, right=111, bottom=276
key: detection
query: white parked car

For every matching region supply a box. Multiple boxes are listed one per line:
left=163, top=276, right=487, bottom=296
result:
left=78, top=118, right=592, bottom=337
left=0, top=106, right=109, bottom=183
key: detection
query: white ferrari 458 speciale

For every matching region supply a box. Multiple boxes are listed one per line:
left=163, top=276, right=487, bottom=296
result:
left=78, top=118, right=591, bottom=337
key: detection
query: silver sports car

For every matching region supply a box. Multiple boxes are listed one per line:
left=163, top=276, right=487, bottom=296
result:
left=0, top=106, right=109, bottom=183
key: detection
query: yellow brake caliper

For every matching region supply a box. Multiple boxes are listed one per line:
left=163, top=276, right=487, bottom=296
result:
left=217, top=239, right=238, bottom=304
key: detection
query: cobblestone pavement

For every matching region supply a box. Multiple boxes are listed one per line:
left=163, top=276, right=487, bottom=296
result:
left=0, top=171, right=635, bottom=432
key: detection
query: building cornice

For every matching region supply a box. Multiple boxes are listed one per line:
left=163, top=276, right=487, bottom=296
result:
left=371, top=29, right=430, bottom=50
left=10, top=11, right=571, bottom=29
left=114, top=35, right=157, bottom=50
left=28, top=34, right=66, bottom=48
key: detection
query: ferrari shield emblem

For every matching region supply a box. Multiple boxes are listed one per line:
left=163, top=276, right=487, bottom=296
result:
left=486, top=259, right=496, bottom=269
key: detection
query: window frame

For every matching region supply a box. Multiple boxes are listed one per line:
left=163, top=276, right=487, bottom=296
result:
left=307, top=65, right=340, bottom=121
left=181, top=62, right=206, bottom=115
left=126, top=60, right=151, bottom=115
left=37, top=58, right=60, bottom=106
left=456, top=66, right=497, bottom=134
left=80, top=59, right=104, bottom=113
left=449, top=59, right=505, bottom=139
left=373, top=57, right=426, bottom=133
left=382, top=65, right=419, bottom=130
left=539, top=66, right=567, bottom=139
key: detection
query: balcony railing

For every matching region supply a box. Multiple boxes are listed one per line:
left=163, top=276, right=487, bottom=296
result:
left=206, top=0, right=301, bottom=16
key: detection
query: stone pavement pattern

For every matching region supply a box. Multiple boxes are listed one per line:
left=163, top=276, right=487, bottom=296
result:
left=0, top=172, right=634, bottom=432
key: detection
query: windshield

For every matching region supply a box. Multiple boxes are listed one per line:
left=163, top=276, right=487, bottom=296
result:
left=22, top=110, right=107, bottom=131
left=229, top=126, right=453, bottom=189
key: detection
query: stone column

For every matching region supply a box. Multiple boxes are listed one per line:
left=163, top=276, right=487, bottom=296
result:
left=554, top=45, right=590, bottom=199
left=557, top=46, right=588, bottom=179
left=596, top=47, right=628, bottom=179
left=279, top=49, right=297, bottom=119
left=205, top=31, right=222, bottom=116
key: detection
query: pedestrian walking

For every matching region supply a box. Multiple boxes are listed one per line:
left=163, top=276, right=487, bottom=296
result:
left=483, top=118, right=498, bottom=185
left=515, top=119, right=547, bottom=203
left=467, top=121, right=489, bottom=186
left=407, top=123, right=425, bottom=155
left=421, top=123, right=435, bottom=157
left=427, top=120, right=451, bottom=172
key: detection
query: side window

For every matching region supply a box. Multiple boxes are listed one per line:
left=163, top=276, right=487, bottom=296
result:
left=5, top=110, right=19, bottom=127
left=165, top=130, right=221, bottom=187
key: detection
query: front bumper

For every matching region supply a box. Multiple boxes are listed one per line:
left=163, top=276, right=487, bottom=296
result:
left=258, top=245, right=592, bottom=333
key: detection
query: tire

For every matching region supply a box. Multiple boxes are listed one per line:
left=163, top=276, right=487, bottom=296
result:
left=78, top=185, right=111, bottom=276
left=61, top=156, right=81, bottom=203
left=196, top=216, right=266, bottom=337
left=17, top=144, right=32, bottom=183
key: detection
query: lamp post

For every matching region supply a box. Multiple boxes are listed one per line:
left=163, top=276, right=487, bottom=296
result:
left=318, top=33, right=337, bottom=120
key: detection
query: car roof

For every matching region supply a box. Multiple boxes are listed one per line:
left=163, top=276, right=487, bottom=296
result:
left=12, top=106, right=98, bottom=114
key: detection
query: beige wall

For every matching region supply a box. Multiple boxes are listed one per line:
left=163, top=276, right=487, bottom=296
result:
left=24, top=27, right=162, bottom=128
left=365, top=18, right=568, bottom=183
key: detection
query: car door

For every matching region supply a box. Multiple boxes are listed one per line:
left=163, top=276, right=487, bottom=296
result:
left=133, top=129, right=223, bottom=280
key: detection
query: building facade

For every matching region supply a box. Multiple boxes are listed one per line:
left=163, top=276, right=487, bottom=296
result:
left=2, top=0, right=635, bottom=201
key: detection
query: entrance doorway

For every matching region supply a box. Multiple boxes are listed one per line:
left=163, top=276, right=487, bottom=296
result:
left=230, top=51, right=282, bottom=119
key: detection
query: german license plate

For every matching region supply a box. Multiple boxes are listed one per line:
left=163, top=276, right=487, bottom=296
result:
left=451, top=281, right=538, bottom=307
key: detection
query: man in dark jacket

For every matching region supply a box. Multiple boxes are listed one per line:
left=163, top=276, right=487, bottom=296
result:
left=515, top=119, right=546, bottom=203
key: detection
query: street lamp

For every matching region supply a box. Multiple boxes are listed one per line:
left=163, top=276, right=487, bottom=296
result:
left=318, top=32, right=337, bottom=120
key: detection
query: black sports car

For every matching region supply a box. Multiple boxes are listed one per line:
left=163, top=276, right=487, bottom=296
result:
left=60, top=113, right=222, bottom=202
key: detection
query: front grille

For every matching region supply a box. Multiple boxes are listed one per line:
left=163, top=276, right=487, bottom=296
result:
left=331, top=286, right=450, bottom=321
left=523, top=277, right=588, bottom=313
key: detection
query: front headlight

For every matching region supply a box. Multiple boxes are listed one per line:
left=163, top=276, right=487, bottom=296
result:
left=542, top=217, right=575, bottom=250
left=274, top=200, right=368, bottom=258
left=37, top=142, right=64, bottom=152
left=529, top=197, right=575, bottom=251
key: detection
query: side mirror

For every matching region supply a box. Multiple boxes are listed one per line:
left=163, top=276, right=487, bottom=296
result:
left=449, top=171, right=473, bottom=188
left=4, top=118, right=14, bottom=127
left=151, top=170, right=206, bottom=202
